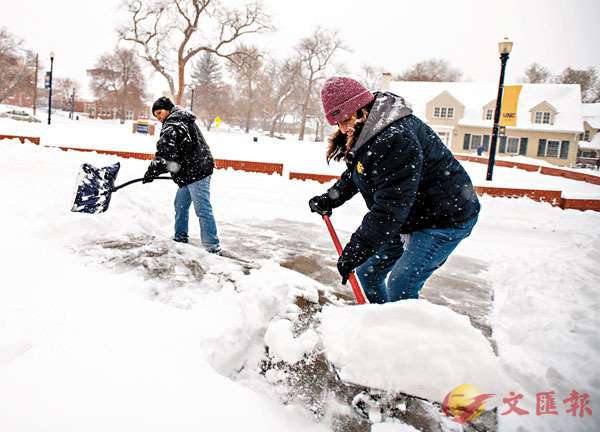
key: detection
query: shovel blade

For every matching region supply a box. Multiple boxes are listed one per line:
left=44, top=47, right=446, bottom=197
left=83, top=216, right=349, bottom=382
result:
left=71, top=162, right=120, bottom=214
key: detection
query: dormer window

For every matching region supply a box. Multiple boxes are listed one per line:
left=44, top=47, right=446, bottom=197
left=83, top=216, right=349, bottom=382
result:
left=434, top=106, right=454, bottom=119
left=534, top=111, right=551, bottom=124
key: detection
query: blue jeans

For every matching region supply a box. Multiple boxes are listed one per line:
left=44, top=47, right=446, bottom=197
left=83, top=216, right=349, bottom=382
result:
left=355, top=216, right=478, bottom=303
left=173, top=176, right=220, bottom=253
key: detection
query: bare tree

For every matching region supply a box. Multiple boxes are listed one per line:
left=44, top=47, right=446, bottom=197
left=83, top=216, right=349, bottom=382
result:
left=118, top=0, right=272, bottom=105
left=359, top=64, right=383, bottom=90
left=0, top=28, right=36, bottom=104
left=227, top=44, right=264, bottom=133
left=555, top=66, right=599, bottom=103
left=260, top=57, right=301, bottom=137
left=295, top=27, right=344, bottom=141
left=53, top=77, right=80, bottom=111
left=520, top=62, right=551, bottom=83
left=394, top=58, right=462, bottom=82
left=88, top=48, right=146, bottom=123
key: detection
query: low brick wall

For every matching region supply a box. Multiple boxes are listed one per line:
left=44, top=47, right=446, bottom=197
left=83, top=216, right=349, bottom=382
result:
left=289, top=172, right=340, bottom=183
left=215, top=159, right=283, bottom=175
left=474, top=186, right=563, bottom=206
left=560, top=198, right=600, bottom=211
left=0, top=134, right=40, bottom=144
left=57, top=147, right=154, bottom=160
left=54, top=146, right=284, bottom=176
left=3, top=139, right=600, bottom=211
left=460, top=154, right=600, bottom=186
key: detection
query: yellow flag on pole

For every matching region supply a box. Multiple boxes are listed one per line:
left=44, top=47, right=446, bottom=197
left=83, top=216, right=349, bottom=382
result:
left=499, top=85, right=522, bottom=127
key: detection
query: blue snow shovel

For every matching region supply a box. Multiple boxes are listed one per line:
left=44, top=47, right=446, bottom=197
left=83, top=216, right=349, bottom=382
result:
left=70, top=162, right=171, bottom=214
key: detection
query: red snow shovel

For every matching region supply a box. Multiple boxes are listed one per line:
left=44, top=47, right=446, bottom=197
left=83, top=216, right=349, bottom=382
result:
left=322, top=215, right=368, bottom=304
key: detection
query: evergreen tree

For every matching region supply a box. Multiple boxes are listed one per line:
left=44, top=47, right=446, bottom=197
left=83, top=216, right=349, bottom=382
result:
left=191, top=51, right=222, bottom=85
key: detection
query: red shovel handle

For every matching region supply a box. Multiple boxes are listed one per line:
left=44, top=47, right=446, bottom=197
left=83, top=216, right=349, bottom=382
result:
left=322, top=215, right=368, bottom=304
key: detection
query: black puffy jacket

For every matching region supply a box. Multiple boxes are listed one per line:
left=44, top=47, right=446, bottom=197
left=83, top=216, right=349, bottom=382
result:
left=146, top=106, right=215, bottom=187
left=323, top=92, right=480, bottom=264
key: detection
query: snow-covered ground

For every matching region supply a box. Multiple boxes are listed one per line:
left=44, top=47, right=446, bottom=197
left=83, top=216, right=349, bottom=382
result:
left=1, top=109, right=599, bottom=431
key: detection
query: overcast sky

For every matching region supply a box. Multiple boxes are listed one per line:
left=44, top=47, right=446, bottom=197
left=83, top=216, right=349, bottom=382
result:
left=3, top=0, right=600, bottom=100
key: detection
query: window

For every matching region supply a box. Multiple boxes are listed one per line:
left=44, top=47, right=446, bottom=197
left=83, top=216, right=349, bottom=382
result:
left=546, top=140, right=560, bottom=158
left=486, top=109, right=494, bottom=120
left=126, top=110, right=133, bottom=120
left=434, top=106, right=454, bottom=119
left=470, top=134, right=482, bottom=150
left=534, top=111, right=551, bottom=124
left=463, top=134, right=491, bottom=151
left=506, top=137, right=520, bottom=154
left=584, top=130, right=590, bottom=141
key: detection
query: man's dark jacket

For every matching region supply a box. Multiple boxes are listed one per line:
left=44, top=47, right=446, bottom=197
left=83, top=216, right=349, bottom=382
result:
left=146, top=106, right=215, bottom=187
left=322, top=92, right=480, bottom=266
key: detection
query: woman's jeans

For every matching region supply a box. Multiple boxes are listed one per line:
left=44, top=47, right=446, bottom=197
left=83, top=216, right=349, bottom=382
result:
left=354, top=216, right=478, bottom=303
left=173, top=176, right=220, bottom=253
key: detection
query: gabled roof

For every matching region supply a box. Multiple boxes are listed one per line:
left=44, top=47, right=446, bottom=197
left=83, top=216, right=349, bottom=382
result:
left=426, top=90, right=465, bottom=109
left=387, top=81, right=583, bottom=133
left=583, top=103, right=600, bottom=129
left=529, top=100, right=558, bottom=113
left=579, top=133, right=600, bottom=150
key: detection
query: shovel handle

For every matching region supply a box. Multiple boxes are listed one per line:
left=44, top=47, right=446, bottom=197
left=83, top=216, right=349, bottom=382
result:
left=322, top=215, right=368, bottom=305
left=110, top=176, right=172, bottom=192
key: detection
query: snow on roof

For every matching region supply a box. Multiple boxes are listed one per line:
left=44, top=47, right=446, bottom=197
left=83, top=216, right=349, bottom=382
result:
left=388, top=81, right=583, bottom=133
left=579, top=133, right=600, bottom=150
left=583, top=103, right=600, bottom=129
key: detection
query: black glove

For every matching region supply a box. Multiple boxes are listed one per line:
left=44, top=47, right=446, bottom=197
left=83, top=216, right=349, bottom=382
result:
left=309, top=194, right=333, bottom=217
left=337, top=242, right=371, bottom=285
left=142, top=169, right=156, bottom=184
left=337, top=256, right=354, bottom=285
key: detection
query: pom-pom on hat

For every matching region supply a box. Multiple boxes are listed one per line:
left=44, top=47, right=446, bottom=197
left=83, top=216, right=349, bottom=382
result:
left=152, top=96, right=174, bottom=114
left=321, top=77, right=374, bottom=126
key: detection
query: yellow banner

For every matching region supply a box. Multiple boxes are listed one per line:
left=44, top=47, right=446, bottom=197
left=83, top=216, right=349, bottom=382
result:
left=499, top=85, right=522, bottom=127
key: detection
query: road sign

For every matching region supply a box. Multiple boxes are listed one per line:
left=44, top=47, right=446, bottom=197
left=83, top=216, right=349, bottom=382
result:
left=215, top=116, right=221, bottom=128
left=136, top=121, right=149, bottom=134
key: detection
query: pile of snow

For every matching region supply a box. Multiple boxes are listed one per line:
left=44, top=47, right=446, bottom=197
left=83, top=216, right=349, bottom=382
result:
left=319, top=301, right=510, bottom=404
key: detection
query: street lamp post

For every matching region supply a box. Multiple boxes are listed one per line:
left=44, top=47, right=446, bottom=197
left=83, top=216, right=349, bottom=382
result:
left=486, top=38, right=513, bottom=181
left=47, top=51, right=55, bottom=125
left=190, top=85, right=195, bottom=112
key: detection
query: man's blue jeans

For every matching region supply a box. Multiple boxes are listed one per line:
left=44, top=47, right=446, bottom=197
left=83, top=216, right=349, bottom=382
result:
left=173, top=176, right=220, bottom=253
left=354, top=216, right=478, bottom=303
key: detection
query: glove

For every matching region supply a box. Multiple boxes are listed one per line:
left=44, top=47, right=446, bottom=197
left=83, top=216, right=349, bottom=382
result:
left=309, top=194, right=333, bottom=217
left=337, top=242, right=371, bottom=285
left=142, top=169, right=156, bottom=184
left=337, top=255, right=354, bottom=285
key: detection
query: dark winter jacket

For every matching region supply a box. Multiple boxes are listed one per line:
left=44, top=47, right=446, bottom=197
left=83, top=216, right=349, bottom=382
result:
left=146, top=106, right=215, bottom=187
left=323, top=92, right=480, bottom=266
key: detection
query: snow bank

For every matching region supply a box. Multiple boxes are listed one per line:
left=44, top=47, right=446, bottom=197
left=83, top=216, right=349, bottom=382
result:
left=319, top=301, right=511, bottom=404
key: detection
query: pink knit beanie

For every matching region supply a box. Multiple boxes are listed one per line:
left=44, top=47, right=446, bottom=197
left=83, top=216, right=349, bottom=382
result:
left=321, top=77, right=375, bottom=126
